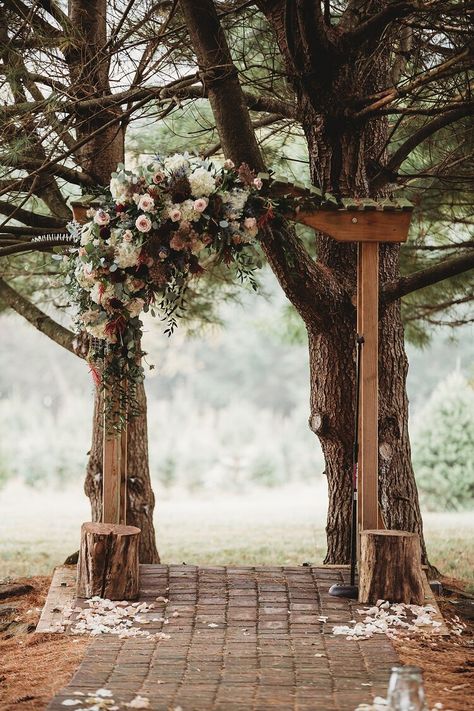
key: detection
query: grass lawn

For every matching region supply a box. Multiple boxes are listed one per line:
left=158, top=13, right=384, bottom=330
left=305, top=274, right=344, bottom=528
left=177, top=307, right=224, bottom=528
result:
left=1, top=481, right=472, bottom=588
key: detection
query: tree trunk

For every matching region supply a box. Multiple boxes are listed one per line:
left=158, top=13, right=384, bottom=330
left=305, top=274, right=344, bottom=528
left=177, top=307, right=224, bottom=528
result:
left=63, top=0, right=159, bottom=563
left=85, top=381, right=160, bottom=563
left=303, top=112, right=426, bottom=566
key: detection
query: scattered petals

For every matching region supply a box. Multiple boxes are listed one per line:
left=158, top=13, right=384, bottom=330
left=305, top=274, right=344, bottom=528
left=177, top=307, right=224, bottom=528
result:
left=124, top=695, right=150, bottom=709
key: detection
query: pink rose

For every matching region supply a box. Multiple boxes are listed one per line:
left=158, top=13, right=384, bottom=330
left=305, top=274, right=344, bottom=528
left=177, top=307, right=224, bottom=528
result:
left=224, top=159, right=235, bottom=169
left=94, top=209, right=110, bottom=225
left=169, top=208, right=182, bottom=222
left=244, top=217, right=257, bottom=230
left=122, top=230, right=133, bottom=242
left=135, top=215, right=152, bottom=233
left=152, top=171, right=166, bottom=185
left=138, top=194, right=155, bottom=212
left=253, top=177, right=263, bottom=190
left=193, top=198, right=208, bottom=213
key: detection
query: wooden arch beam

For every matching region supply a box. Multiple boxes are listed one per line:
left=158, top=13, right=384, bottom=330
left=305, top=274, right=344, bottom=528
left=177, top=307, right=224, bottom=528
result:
left=278, top=178, right=413, bottom=535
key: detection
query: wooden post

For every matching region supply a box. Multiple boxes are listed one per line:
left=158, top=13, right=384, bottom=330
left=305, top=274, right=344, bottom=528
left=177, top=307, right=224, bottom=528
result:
left=357, top=242, right=380, bottom=532
left=359, top=530, right=425, bottom=604
left=77, top=522, right=140, bottom=600
left=102, top=381, right=128, bottom=525
left=71, top=202, right=128, bottom=527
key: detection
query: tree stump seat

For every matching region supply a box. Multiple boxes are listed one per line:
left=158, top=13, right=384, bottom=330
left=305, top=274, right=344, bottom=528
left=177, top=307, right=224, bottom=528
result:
left=77, top=522, right=141, bottom=600
left=359, top=529, right=425, bottom=605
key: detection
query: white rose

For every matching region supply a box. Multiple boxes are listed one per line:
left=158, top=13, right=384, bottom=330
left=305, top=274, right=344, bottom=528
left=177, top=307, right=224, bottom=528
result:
left=80, top=222, right=95, bottom=245
left=110, top=177, right=130, bottom=203
left=138, top=194, right=155, bottom=212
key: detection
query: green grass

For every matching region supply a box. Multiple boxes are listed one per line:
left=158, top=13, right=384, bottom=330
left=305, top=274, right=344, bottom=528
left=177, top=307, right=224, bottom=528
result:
left=1, top=482, right=472, bottom=587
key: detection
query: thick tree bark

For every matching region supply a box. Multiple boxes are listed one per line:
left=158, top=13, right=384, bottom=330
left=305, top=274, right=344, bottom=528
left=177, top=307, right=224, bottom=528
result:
left=77, top=522, right=141, bottom=600
left=66, top=0, right=125, bottom=185
left=359, top=530, right=425, bottom=605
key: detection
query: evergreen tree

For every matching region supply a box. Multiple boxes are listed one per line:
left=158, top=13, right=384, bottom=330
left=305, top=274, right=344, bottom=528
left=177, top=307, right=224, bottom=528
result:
left=412, top=371, right=474, bottom=511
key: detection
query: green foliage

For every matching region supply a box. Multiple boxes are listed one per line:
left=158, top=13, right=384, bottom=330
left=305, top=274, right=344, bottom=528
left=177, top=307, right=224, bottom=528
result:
left=412, top=371, right=474, bottom=510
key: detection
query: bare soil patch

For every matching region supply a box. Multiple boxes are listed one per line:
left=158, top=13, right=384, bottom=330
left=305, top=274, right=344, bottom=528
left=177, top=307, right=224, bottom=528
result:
left=394, top=581, right=474, bottom=711
left=0, top=576, right=88, bottom=711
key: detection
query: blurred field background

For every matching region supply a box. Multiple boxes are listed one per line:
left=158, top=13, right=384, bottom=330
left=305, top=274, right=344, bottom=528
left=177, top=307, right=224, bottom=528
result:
left=1, top=272, right=473, bottom=585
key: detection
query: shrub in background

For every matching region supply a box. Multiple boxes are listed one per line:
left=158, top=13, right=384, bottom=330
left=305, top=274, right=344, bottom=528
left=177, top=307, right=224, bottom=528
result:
left=412, top=371, right=474, bottom=510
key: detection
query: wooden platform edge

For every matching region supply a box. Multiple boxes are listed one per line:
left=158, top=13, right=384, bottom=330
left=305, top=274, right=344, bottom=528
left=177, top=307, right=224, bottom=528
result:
left=36, top=565, right=76, bottom=633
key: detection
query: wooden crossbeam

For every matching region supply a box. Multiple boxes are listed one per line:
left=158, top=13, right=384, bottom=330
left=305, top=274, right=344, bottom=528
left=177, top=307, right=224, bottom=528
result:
left=295, top=208, right=411, bottom=243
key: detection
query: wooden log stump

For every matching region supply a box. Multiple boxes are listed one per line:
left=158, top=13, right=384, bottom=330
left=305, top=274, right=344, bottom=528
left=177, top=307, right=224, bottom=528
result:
left=359, top=530, right=425, bottom=605
left=77, top=522, right=140, bottom=600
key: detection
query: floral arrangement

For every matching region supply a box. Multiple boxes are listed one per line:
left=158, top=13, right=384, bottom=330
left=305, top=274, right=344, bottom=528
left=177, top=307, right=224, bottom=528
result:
left=62, top=153, right=280, bottom=421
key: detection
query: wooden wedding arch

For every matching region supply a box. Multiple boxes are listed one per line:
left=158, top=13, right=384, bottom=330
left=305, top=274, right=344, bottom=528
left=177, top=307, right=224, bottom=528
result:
left=72, top=181, right=423, bottom=604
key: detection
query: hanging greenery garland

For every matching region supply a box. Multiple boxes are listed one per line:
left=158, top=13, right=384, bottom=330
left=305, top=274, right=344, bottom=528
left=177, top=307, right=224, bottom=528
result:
left=61, top=154, right=288, bottom=420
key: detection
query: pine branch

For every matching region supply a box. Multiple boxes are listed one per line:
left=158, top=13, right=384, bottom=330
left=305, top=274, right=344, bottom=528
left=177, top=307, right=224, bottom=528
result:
left=0, top=81, right=296, bottom=120
left=0, top=276, right=76, bottom=355
left=341, top=1, right=416, bottom=49
left=0, top=201, right=66, bottom=228
left=372, top=103, right=474, bottom=189
left=383, top=253, right=474, bottom=303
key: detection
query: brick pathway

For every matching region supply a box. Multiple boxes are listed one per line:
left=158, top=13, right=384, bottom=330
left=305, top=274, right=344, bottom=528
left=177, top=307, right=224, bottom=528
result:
left=47, top=565, right=399, bottom=711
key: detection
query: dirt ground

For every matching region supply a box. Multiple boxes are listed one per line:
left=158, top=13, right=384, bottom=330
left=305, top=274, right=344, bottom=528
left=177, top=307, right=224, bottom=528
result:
left=0, top=577, right=88, bottom=711
left=394, top=584, right=474, bottom=711
left=0, top=575, right=472, bottom=711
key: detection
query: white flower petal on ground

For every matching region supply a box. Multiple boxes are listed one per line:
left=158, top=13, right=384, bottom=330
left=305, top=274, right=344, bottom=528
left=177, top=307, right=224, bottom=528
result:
left=95, top=689, right=113, bottom=698
left=124, top=696, right=150, bottom=709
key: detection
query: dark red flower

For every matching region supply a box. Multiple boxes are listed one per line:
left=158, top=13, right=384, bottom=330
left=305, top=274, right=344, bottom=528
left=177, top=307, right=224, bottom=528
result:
left=105, top=315, right=127, bottom=338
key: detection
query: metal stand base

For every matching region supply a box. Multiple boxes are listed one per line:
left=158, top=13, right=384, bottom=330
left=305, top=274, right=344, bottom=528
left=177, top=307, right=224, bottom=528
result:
left=328, top=583, right=359, bottom=599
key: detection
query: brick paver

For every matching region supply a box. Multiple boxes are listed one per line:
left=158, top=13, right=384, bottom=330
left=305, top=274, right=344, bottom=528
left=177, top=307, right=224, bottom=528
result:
left=47, top=565, right=399, bottom=711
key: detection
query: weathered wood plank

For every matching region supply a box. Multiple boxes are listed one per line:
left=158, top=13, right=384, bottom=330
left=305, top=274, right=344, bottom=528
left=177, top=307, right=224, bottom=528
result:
left=36, top=566, right=76, bottom=633
left=294, top=208, right=412, bottom=243
left=357, top=243, right=380, bottom=532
